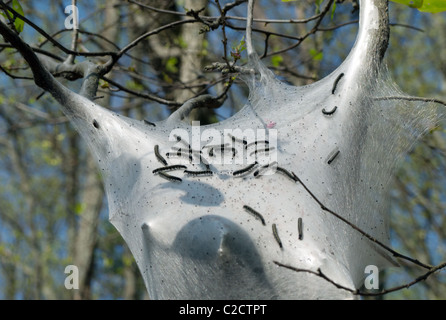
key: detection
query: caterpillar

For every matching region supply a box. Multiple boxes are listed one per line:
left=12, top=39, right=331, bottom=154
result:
left=152, top=165, right=187, bottom=174
left=184, top=170, right=213, bottom=177
left=158, top=171, right=182, bottom=183
left=233, top=162, right=258, bottom=177
left=254, top=161, right=278, bottom=178
left=143, top=119, right=156, bottom=127
left=243, top=205, right=266, bottom=226
left=322, top=106, right=338, bottom=115
left=331, top=72, right=345, bottom=95
left=298, top=217, right=303, bottom=240
left=291, top=171, right=301, bottom=183
left=276, top=166, right=298, bottom=182
left=250, top=147, right=274, bottom=157
left=327, top=149, right=340, bottom=165
left=154, top=145, right=168, bottom=166
left=246, top=140, right=269, bottom=149
left=191, top=151, right=210, bottom=169
left=205, top=144, right=236, bottom=157
left=202, top=143, right=230, bottom=149
left=174, top=135, right=193, bottom=154
left=224, top=146, right=237, bottom=157
left=228, top=133, right=247, bottom=146
left=272, top=223, right=283, bottom=249
left=171, top=148, right=192, bottom=157
left=166, top=150, right=193, bottom=162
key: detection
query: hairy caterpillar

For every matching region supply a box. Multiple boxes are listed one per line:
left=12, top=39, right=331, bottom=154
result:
left=322, top=106, right=338, bottom=115
left=243, top=205, right=266, bottom=226
left=276, top=166, right=298, bottom=182
left=298, top=217, right=303, bottom=240
left=233, top=162, right=258, bottom=176
left=152, top=165, right=187, bottom=174
left=272, top=223, right=283, bottom=249
left=246, top=140, right=269, bottom=149
left=331, top=72, right=344, bottom=94
left=166, top=150, right=193, bottom=162
left=143, top=119, right=156, bottom=127
left=158, top=171, right=182, bottom=183
left=327, top=149, right=340, bottom=165
left=184, top=170, right=213, bottom=177
left=254, top=161, right=278, bottom=178
left=249, top=147, right=274, bottom=157
left=154, top=145, right=168, bottom=166
left=228, top=133, right=247, bottom=146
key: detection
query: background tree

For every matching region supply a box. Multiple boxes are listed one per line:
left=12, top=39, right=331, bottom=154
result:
left=0, top=0, right=444, bottom=299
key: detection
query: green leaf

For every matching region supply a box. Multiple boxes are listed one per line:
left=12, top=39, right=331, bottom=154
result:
left=390, top=0, right=446, bottom=12
left=331, top=1, right=337, bottom=20
left=0, top=0, right=25, bottom=33
left=418, top=0, right=446, bottom=13
left=309, top=49, right=323, bottom=61
left=165, top=57, right=178, bottom=73
left=271, top=55, right=283, bottom=67
left=315, top=0, right=323, bottom=14
left=11, top=0, right=24, bottom=33
left=391, top=0, right=423, bottom=8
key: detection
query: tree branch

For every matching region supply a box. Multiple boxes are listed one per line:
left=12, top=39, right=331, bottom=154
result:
left=291, top=172, right=433, bottom=270
left=166, top=94, right=224, bottom=124
left=273, top=261, right=446, bottom=297
left=0, top=1, right=116, bottom=58
left=375, top=96, right=446, bottom=107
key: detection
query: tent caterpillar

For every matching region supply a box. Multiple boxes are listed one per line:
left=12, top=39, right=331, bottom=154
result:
left=276, top=166, right=298, bottom=182
left=272, top=223, right=283, bottom=248
left=184, top=170, right=213, bottom=177
left=206, top=144, right=236, bottom=157
left=327, top=149, right=340, bottom=165
left=166, top=150, right=193, bottom=162
left=298, top=217, right=303, bottom=240
left=243, top=205, right=266, bottom=226
left=250, top=147, right=274, bottom=157
left=154, top=145, right=168, bottom=166
left=228, top=133, right=247, bottom=146
left=331, top=72, right=345, bottom=94
left=152, top=165, right=187, bottom=174
left=158, top=171, right=182, bottom=183
left=202, top=143, right=230, bottom=149
left=254, top=161, right=278, bottom=178
left=233, top=162, right=258, bottom=176
left=143, top=119, right=156, bottom=127
left=322, top=106, right=338, bottom=115
left=246, top=140, right=269, bottom=149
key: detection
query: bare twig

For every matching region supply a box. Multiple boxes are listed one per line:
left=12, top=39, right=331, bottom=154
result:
left=0, top=1, right=116, bottom=58
left=273, top=261, right=446, bottom=297
left=375, top=96, right=446, bottom=107
left=128, top=0, right=332, bottom=25
left=262, top=0, right=335, bottom=58
left=0, top=64, right=33, bottom=80
left=101, top=76, right=180, bottom=106
left=101, top=19, right=198, bottom=74
left=291, top=172, right=433, bottom=270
